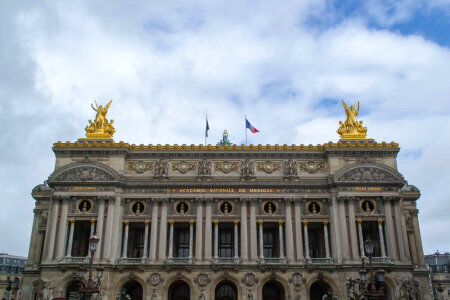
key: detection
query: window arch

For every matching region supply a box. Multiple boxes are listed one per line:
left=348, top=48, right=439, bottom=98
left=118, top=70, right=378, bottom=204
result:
left=215, top=280, right=238, bottom=300
left=169, top=280, right=190, bottom=300
left=262, top=280, right=285, bottom=300
left=120, top=280, right=143, bottom=300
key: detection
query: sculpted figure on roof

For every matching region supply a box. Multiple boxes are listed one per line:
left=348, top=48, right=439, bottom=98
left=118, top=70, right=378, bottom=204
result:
left=85, top=100, right=116, bottom=139
left=337, top=99, right=367, bottom=139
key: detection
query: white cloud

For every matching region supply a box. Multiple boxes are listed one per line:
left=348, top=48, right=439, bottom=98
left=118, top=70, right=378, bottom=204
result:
left=0, top=0, right=449, bottom=255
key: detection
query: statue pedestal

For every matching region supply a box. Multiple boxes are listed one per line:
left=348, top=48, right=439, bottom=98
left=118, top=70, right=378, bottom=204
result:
left=340, top=133, right=367, bottom=139
left=78, top=137, right=114, bottom=143
left=338, top=138, right=375, bottom=143
left=85, top=132, right=113, bottom=139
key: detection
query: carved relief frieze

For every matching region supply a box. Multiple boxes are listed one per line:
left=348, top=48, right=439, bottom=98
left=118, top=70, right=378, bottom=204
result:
left=197, top=159, right=212, bottom=176
left=283, top=159, right=298, bottom=176
left=172, top=161, right=196, bottom=174
left=336, top=165, right=400, bottom=182
left=298, top=161, right=325, bottom=174
left=128, top=160, right=154, bottom=174
left=52, top=165, right=116, bottom=182
left=240, top=159, right=255, bottom=177
left=214, top=161, right=239, bottom=173
left=155, top=159, right=169, bottom=176
left=256, top=161, right=281, bottom=174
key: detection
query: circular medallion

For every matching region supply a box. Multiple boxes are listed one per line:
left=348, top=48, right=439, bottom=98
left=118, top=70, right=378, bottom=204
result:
left=306, top=161, right=317, bottom=174
left=137, top=162, right=145, bottom=173
left=222, top=162, right=231, bottom=173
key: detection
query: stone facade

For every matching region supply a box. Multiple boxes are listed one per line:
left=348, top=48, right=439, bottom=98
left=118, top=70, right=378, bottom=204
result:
left=22, top=140, right=432, bottom=300
left=425, top=251, right=450, bottom=299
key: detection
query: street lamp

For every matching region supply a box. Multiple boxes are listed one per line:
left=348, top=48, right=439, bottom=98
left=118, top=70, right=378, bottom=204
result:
left=78, top=234, right=103, bottom=300
left=361, top=238, right=385, bottom=299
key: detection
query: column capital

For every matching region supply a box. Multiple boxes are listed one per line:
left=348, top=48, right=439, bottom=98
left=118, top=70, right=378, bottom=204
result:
left=145, top=220, right=150, bottom=225
left=378, top=219, right=384, bottom=225
left=90, top=219, right=96, bottom=225
left=323, top=221, right=329, bottom=226
left=69, top=219, right=75, bottom=224
left=169, top=220, right=174, bottom=226
left=214, top=220, right=219, bottom=226
left=124, top=221, right=129, bottom=226
left=257, top=220, right=263, bottom=226
left=356, top=219, right=362, bottom=224
left=189, top=220, right=195, bottom=225
left=278, top=220, right=284, bottom=226
left=234, top=220, right=240, bottom=225
left=303, top=220, right=308, bottom=226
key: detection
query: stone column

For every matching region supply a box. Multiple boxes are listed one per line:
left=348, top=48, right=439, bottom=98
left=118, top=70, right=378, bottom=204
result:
left=66, top=219, right=75, bottom=257
left=110, top=195, right=123, bottom=263
left=44, top=198, right=60, bottom=260
left=214, top=221, right=219, bottom=258
left=149, top=200, right=159, bottom=261
left=158, top=201, right=168, bottom=261
left=90, top=219, right=96, bottom=237
left=33, top=231, right=45, bottom=264
left=234, top=220, right=239, bottom=258
left=122, top=221, right=129, bottom=258
left=347, top=199, right=360, bottom=260
left=143, top=221, right=150, bottom=258
left=102, top=198, right=115, bottom=260
left=384, top=198, right=398, bottom=260
left=240, top=202, right=248, bottom=261
left=205, top=201, right=212, bottom=260
left=323, top=221, right=330, bottom=258
left=258, top=220, right=264, bottom=259
left=27, top=209, right=41, bottom=264
left=411, top=209, right=425, bottom=265
left=168, top=221, right=174, bottom=259
left=249, top=200, right=258, bottom=260
left=195, top=201, right=203, bottom=261
left=42, top=199, right=55, bottom=261
left=55, top=198, right=69, bottom=260
left=401, top=213, right=411, bottom=260
left=278, top=221, right=285, bottom=258
left=338, top=197, right=350, bottom=261
left=357, top=219, right=365, bottom=258
left=331, top=193, right=342, bottom=264
left=393, top=201, right=407, bottom=261
left=378, top=220, right=387, bottom=258
left=285, top=201, right=294, bottom=262
left=303, top=221, right=310, bottom=259
left=189, top=220, right=195, bottom=259
left=94, top=198, right=105, bottom=260
left=294, top=201, right=304, bottom=260
left=408, top=230, right=418, bottom=264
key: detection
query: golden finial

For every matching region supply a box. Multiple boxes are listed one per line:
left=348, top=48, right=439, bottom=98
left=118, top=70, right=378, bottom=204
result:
left=85, top=100, right=115, bottom=139
left=337, top=99, right=367, bottom=139
left=268, top=203, right=273, bottom=214
left=365, top=202, right=371, bottom=213
left=312, top=203, right=317, bottom=214
left=180, top=202, right=185, bottom=214
left=224, top=203, right=229, bottom=214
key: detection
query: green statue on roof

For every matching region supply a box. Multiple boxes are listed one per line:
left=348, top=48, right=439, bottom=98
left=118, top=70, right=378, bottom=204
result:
left=218, top=130, right=233, bottom=146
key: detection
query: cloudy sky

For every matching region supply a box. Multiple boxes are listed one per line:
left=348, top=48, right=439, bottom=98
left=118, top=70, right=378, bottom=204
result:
left=1, top=0, right=449, bottom=257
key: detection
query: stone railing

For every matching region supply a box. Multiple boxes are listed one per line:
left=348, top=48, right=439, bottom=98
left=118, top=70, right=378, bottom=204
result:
left=61, top=257, right=89, bottom=264
left=119, top=257, right=146, bottom=264
left=212, top=257, right=241, bottom=264
left=372, top=257, right=392, bottom=264
left=166, top=257, right=194, bottom=264
left=308, top=258, right=334, bottom=264
left=259, top=257, right=287, bottom=264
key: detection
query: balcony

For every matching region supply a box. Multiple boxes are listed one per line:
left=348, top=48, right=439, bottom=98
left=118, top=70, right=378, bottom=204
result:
left=61, top=257, right=90, bottom=264
left=166, top=257, right=194, bottom=264
left=212, top=257, right=241, bottom=264
left=372, top=257, right=392, bottom=264
left=119, top=258, right=147, bottom=264
left=309, top=258, right=333, bottom=264
left=259, top=257, right=287, bottom=265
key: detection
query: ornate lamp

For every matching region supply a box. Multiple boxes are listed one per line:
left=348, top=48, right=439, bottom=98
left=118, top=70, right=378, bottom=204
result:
left=364, top=239, right=374, bottom=256
left=377, top=269, right=385, bottom=283
left=359, top=268, right=367, bottom=283
left=96, top=267, right=104, bottom=280
left=77, top=267, right=87, bottom=280
left=89, top=235, right=100, bottom=253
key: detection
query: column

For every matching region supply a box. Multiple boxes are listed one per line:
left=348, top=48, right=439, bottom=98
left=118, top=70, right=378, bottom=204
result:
left=347, top=199, right=360, bottom=260
left=331, top=194, right=342, bottom=264
left=303, top=221, right=310, bottom=259
left=158, top=201, right=168, bottom=261
left=149, top=201, right=159, bottom=261
left=44, top=198, right=60, bottom=260
left=189, top=220, right=194, bottom=259
left=294, top=201, right=304, bottom=260
left=110, top=195, right=123, bottom=263
left=394, top=201, right=407, bottom=261
left=66, top=219, right=75, bottom=257
left=258, top=220, right=264, bottom=259
left=408, top=230, right=418, bottom=264
left=234, top=220, right=239, bottom=259
left=240, top=202, right=248, bottom=261
left=384, top=198, right=398, bottom=260
left=94, top=199, right=105, bottom=260
left=143, top=221, right=150, bottom=258
left=42, top=199, right=54, bottom=261
left=285, top=201, right=294, bottom=262
left=90, top=219, right=96, bottom=237
left=168, top=221, right=174, bottom=259
left=195, top=201, right=203, bottom=261
left=122, top=221, right=129, bottom=258
left=357, top=219, right=365, bottom=258
left=323, top=221, right=330, bottom=258
left=27, top=209, right=41, bottom=263
left=378, top=220, right=387, bottom=258
left=55, top=198, right=69, bottom=260
left=214, top=221, right=219, bottom=258
left=411, top=209, right=425, bottom=265
left=401, top=214, right=411, bottom=260
left=102, top=198, right=115, bottom=260
left=205, top=202, right=212, bottom=260
left=249, top=201, right=258, bottom=260
left=278, top=221, right=285, bottom=259
left=338, top=198, right=350, bottom=260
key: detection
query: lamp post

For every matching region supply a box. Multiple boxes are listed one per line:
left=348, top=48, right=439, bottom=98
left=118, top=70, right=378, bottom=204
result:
left=360, top=239, right=385, bottom=299
left=78, top=234, right=103, bottom=300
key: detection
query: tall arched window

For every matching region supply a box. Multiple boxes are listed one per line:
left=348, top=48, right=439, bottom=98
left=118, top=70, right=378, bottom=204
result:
left=215, top=280, right=238, bottom=300
left=169, top=280, right=190, bottom=300
left=262, top=280, right=285, bottom=300
left=120, top=280, right=143, bottom=300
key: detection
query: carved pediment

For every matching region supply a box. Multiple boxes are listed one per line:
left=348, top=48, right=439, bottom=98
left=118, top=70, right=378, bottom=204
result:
left=49, top=163, right=119, bottom=183
left=334, top=163, right=404, bottom=185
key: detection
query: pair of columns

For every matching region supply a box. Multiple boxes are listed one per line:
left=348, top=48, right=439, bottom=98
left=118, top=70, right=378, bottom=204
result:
left=213, top=220, right=240, bottom=259
left=121, top=220, right=151, bottom=258
left=257, top=220, right=285, bottom=259
left=167, top=220, right=195, bottom=259
left=65, top=219, right=96, bottom=257
left=356, top=219, right=387, bottom=258
left=302, top=221, right=330, bottom=259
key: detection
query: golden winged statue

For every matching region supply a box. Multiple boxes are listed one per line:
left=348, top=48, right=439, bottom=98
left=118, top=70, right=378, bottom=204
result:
left=337, top=99, right=367, bottom=139
left=85, top=100, right=116, bottom=139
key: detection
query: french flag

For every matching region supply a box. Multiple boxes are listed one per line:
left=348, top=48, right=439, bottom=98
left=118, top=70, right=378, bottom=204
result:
left=246, top=118, right=260, bottom=133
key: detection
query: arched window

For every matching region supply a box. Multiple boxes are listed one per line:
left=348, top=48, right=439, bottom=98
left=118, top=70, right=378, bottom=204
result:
left=262, top=280, right=285, bottom=300
left=65, top=280, right=83, bottom=300
left=169, top=280, right=190, bottom=300
left=215, top=280, right=238, bottom=300
left=310, top=280, right=333, bottom=300
left=120, top=280, right=143, bottom=300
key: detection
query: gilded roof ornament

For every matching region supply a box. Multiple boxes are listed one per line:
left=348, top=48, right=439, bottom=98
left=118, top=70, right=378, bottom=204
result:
left=337, top=99, right=367, bottom=139
left=85, top=100, right=115, bottom=139
left=218, top=130, right=233, bottom=146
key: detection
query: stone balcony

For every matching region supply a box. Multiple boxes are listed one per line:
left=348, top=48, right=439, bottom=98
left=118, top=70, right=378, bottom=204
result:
left=61, top=256, right=90, bottom=264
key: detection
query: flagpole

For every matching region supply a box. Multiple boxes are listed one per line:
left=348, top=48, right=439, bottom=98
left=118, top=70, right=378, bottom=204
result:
left=245, top=114, right=247, bottom=146
left=205, top=114, right=207, bottom=146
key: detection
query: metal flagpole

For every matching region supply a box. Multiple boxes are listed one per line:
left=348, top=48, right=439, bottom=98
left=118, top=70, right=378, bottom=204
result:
left=205, top=114, right=207, bottom=145
left=245, top=114, right=247, bottom=146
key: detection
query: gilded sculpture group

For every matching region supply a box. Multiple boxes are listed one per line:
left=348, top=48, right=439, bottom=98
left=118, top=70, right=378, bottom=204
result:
left=85, top=99, right=367, bottom=140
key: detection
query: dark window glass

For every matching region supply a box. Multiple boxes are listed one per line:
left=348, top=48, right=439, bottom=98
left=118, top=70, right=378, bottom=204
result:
left=175, top=228, right=190, bottom=258
left=263, top=228, right=277, bottom=258
left=308, top=223, right=326, bottom=258
left=219, top=229, right=233, bottom=258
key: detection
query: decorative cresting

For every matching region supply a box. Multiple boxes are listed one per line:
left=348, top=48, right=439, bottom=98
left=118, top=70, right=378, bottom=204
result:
left=85, top=100, right=115, bottom=139
left=333, top=163, right=405, bottom=186
left=337, top=99, right=367, bottom=139
left=48, top=162, right=119, bottom=184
